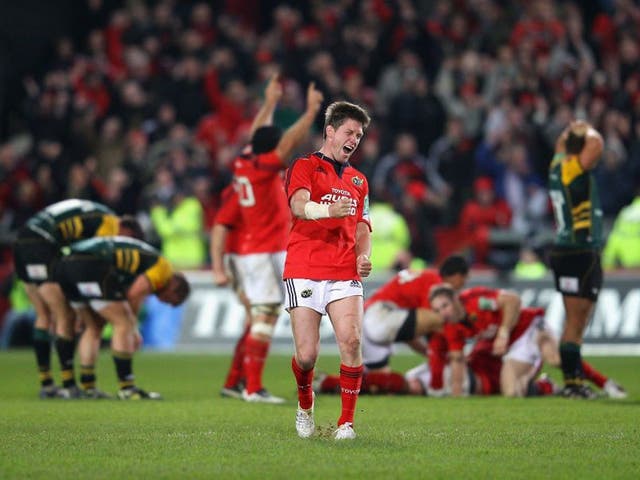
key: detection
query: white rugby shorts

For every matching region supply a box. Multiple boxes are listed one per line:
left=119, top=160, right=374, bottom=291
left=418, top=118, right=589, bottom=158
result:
left=235, top=251, right=286, bottom=305
left=503, top=314, right=545, bottom=368
left=283, top=278, right=363, bottom=315
left=361, top=301, right=411, bottom=368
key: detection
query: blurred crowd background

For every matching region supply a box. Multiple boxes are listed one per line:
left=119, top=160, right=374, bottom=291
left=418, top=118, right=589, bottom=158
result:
left=1, top=0, right=640, bottom=299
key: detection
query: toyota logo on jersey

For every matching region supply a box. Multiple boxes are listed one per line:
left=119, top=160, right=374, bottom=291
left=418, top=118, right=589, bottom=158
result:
left=320, top=192, right=358, bottom=216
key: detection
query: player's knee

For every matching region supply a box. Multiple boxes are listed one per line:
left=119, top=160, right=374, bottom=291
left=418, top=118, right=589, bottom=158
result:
left=295, top=353, right=317, bottom=371
left=501, top=381, right=521, bottom=398
left=502, top=388, right=518, bottom=398
left=342, top=335, right=361, bottom=355
left=250, top=321, right=275, bottom=339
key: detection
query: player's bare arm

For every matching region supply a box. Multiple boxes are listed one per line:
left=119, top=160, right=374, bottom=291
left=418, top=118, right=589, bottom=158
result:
left=126, top=274, right=154, bottom=316
left=210, top=223, right=230, bottom=286
left=493, top=290, right=521, bottom=356
left=578, top=125, right=604, bottom=171
left=355, top=222, right=372, bottom=277
left=448, top=350, right=466, bottom=396
left=275, top=83, right=324, bottom=162
left=289, top=188, right=352, bottom=220
left=248, top=73, right=283, bottom=137
left=555, top=120, right=604, bottom=171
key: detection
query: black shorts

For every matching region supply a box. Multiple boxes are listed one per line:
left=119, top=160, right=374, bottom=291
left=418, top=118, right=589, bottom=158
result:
left=13, top=227, right=60, bottom=284
left=394, top=310, right=417, bottom=342
left=53, top=254, right=129, bottom=302
left=549, top=247, right=602, bottom=301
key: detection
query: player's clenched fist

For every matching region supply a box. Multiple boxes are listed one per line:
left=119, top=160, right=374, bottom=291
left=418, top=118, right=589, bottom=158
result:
left=356, top=254, right=372, bottom=278
left=329, top=197, right=352, bottom=218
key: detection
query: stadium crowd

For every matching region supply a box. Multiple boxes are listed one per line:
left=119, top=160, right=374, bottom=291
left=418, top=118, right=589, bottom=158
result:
left=2, top=0, right=640, bottom=271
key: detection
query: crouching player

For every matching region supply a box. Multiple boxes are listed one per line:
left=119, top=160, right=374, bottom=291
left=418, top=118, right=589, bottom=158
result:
left=54, top=236, right=190, bottom=399
left=12, top=198, right=142, bottom=398
left=428, top=284, right=548, bottom=397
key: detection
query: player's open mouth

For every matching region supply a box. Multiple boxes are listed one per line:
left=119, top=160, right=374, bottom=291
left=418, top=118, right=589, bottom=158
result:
left=343, top=145, right=354, bottom=154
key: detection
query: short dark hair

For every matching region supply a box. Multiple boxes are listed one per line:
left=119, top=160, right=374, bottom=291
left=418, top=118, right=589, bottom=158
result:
left=565, top=131, right=586, bottom=154
left=323, top=101, right=371, bottom=139
left=171, top=272, right=191, bottom=304
left=119, top=215, right=145, bottom=241
left=439, top=255, right=469, bottom=278
left=429, top=283, right=456, bottom=303
left=251, top=126, right=283, bottom=154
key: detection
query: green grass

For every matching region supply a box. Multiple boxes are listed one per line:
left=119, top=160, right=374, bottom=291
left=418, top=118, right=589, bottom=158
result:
left=0, top=351, right=639, bottom=479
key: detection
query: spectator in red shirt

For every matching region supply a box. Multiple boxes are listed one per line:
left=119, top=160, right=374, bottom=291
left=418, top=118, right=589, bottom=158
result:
left=459, top=176, right=512, bottom=265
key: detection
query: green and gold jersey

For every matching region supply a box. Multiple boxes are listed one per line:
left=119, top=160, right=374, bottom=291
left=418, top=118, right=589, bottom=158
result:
left=548, top=153, right=602, bottom=248
left=68, top=236, right=173, bottom=291
left=26, top=199, right=119, bottom=246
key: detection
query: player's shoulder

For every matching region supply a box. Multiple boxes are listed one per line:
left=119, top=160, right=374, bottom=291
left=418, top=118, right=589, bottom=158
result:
left=344, top=165, right=368, bottom=191
left=288, top=153, right=321, bottom=175
left=232, top=152, right=254, bottom=170
left=419, top=269, right=441, bottom=282
left=460, top=286, right=494, bottom=300
left=295, top=152, right=319, bottom=164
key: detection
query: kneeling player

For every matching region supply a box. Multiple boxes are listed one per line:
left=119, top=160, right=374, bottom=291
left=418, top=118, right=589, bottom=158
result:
left=429, top=284, right=545, bottom=397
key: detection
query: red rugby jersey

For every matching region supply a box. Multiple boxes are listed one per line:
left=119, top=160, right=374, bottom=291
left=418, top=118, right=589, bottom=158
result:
left=454, top=286, right=534, bottom=347
left=214, top=185, right=244, bottom=254
left=365, top=269, right=442, bottom=309
left=283, top=152, right=371, bottom=280
left=231, top=150, right=290, bottom=254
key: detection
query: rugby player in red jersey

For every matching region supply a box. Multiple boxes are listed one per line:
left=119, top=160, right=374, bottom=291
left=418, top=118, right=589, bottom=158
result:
left=210, top=185, right=252, bottom=399
left=230, top=74, right=324, bottom=403
left=284, top=100, right=371, bottom=440
left=427, top=285, right=624, bottom=398
left=429, top=284, right=543, bottom=397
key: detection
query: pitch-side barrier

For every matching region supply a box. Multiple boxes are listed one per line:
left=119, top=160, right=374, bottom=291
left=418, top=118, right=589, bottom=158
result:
left=177, top=271, right=640, bottom=355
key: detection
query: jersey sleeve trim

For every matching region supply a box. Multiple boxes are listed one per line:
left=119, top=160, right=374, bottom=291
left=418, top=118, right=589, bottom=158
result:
left=145, top=256, right=174, bottom=291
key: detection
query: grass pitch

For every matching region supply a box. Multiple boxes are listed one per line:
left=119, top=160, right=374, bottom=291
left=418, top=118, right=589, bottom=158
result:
left=0, top=351, right=638, bottom=479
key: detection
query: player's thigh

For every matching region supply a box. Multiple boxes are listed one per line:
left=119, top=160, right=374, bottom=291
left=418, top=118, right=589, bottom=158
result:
left=504, top=318, right=543, bottom=368
left=538, top=329, right=561, bottom=366
left=38, top=281, right=68, bottom=307
left=326, top=294, right=363, bottom=344
left=77, top=305, right=106, bottom=335
left=24, top=282, right=50, bottom=325
left=38, top=282, right=75, bottom=335
left=289, top=306, right=323, bottom=354
left=94, top=301, right=136, bottom=329
left=500, top=359, right=536, bottom=393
